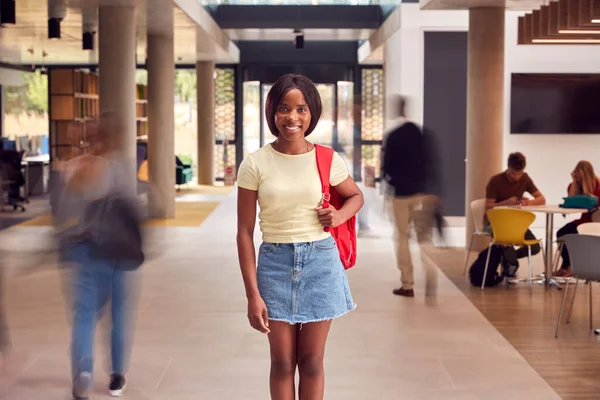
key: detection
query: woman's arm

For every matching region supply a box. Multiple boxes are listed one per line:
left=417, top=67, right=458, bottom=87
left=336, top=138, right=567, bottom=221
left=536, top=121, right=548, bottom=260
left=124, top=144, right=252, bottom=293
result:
left=236, top=187, right=269, bottom=334
left=316, top=177, right=364, bottom=227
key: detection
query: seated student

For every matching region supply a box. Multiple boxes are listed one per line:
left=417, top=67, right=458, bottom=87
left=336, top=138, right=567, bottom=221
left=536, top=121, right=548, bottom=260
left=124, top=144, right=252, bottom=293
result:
left=554, top=161, right=600, bottom=277
left=484, top=152, right=546, bottom=277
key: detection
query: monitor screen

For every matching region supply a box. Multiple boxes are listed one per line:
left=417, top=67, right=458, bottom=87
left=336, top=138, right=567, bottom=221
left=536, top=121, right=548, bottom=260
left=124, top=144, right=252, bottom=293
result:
left=510, top=73, right=600, bottom=134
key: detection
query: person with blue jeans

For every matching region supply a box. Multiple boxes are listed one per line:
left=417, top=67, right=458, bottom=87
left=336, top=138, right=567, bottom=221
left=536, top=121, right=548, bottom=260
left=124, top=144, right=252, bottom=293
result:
left=54, top=114, right=142, bottom=400
left=66, top=241, right=135, bottom=399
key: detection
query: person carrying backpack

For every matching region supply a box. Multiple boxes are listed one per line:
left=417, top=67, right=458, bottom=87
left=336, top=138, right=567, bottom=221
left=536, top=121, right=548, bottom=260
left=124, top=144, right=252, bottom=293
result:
left=54, top=114, right=143, bottom=400
left=236, top=74, right=363, bottom=400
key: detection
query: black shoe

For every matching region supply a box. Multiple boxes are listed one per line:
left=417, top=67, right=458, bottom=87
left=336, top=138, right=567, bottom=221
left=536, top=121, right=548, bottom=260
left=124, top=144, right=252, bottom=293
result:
left=109, top=374, right=127, bottom=397
left=393, top=288, right=415, bottom=297
left=502, top=262, right=519, bottom=278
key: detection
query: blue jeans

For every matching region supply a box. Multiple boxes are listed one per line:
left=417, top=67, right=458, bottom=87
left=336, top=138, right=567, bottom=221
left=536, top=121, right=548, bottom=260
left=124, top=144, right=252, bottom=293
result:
left=67, top=242, right=136, bottom=380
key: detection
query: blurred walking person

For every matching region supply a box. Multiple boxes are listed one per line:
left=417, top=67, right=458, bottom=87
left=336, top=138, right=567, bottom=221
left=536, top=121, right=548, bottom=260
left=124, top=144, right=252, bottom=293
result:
left=53, top=114, right=144, bottom=400
left=382, top=96, right=439, bottom=298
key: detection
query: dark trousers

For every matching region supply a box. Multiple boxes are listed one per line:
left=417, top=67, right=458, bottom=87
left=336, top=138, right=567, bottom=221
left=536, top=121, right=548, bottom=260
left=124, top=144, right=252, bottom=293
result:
left=557, top=222, right=579, bottom=269
left=503, top=230, right=541, bottom=265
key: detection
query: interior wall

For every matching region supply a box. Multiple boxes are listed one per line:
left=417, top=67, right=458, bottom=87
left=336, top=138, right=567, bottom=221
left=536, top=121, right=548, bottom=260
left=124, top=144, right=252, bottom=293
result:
left=385, top=5, right=600, bottom=226
left=384, top=5, right=468, bottom=130
left=504, top=12, right=600, bottom=216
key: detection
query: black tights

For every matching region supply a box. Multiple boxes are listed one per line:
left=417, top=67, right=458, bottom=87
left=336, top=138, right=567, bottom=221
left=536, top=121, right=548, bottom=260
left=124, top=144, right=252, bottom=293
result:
left=557, top=222, right=579, bottom=269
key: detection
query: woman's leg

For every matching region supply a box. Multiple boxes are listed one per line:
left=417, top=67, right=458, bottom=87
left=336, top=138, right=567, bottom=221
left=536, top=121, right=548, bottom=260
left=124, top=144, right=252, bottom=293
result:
left=71, top=265, right=99, bottom=381
left=297, top=320, right=332, bottom=400
left=557, top=222, right=579, bottom=270
left=268, top=321, right=298, bottom=400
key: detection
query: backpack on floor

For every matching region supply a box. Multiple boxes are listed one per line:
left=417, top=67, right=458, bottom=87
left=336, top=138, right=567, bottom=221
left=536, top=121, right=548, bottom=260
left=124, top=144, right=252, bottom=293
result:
left=315, top=145, right=357, bottom=270
left=469, top=246, right=504, bottom=287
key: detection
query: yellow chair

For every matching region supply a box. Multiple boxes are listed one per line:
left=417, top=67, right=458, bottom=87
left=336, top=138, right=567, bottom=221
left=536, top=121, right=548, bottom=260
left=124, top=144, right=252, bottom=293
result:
left=483, top=208, right=543, bottom=293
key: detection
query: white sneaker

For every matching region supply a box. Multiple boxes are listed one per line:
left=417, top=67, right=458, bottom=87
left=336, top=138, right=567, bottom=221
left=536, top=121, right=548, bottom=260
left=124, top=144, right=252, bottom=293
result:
left=109, top=374, right=127, bottom=397
left=73, top=371, right=92, bottom=399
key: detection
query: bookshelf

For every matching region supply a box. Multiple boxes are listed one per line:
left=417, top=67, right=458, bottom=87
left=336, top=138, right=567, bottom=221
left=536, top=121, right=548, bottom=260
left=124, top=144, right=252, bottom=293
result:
left=49, top=69, right=99, bottom=161
left=136, top=83, right=148, bottom=140
left=49, top=70, right=149, bottom=160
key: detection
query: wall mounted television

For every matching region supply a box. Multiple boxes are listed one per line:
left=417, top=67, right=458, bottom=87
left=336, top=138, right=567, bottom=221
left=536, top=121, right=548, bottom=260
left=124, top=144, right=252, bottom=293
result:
left=510, top=73, right=600, bottom=134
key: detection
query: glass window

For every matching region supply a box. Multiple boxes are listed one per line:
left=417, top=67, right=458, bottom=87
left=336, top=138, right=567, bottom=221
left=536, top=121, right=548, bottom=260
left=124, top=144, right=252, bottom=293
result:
left=2, top=71, right=49, bottom=156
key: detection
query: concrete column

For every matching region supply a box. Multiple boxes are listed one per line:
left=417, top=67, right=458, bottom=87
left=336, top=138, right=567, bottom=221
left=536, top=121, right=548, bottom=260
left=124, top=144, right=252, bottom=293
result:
left=147, top=1, right=175, bottom=218
left=196, top=61, right=215, bottom=185
left=465, top=8, right=505, bottom=247
left=0, top=85, right=4, bottom=139
left=98, top=5, right=136, bottom=188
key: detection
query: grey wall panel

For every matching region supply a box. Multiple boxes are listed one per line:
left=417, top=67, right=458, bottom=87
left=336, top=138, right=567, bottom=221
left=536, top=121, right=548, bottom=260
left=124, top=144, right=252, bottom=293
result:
left=423, top=31, right=468, bottom=217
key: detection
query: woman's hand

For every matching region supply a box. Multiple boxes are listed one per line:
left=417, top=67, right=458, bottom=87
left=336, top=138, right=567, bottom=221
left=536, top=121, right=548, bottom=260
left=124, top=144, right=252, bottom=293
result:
left=315, top=205, right=343, bottom=228
left=247, top=297, right=270, bottom=334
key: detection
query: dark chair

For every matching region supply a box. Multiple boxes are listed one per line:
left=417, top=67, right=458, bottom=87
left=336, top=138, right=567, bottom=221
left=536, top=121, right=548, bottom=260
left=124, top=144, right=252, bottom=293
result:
left=555, top=233, right=600, bottom=338
left=0, top=150, right=26, bottom=212
left=175, top=156, right=193, bottom=190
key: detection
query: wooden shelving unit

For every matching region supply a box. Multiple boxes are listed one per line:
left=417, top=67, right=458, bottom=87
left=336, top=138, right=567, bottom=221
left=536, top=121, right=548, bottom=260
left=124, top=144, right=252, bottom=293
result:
left=136, top=83, right=148, bottom=141
left=49, top=71, right=150, bottom=159
left=49, top=69, right=99, bottom=161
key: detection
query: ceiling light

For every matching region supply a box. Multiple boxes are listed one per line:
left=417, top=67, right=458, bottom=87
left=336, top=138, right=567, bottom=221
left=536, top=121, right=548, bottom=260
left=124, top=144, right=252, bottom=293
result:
left=47, top=1, right=66, bottom=40
left=48, top=17, right=61, bottom=39
left=295, top=34, right=304, bottom=49
left=83, top=31, right=95, bottom=50
left=533, top=38, right=600, bottom=43
left=0, top=0, right=16, bottom=25
left=81, top=6, right=97, bottom=51
left=592, top=19, right=600, bottom=23
left=558, top=29, right=600, bottom=34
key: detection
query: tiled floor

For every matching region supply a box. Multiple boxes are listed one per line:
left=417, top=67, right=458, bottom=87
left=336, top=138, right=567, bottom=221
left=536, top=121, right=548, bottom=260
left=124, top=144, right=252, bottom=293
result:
left=0, top=192, right=561, bottom=399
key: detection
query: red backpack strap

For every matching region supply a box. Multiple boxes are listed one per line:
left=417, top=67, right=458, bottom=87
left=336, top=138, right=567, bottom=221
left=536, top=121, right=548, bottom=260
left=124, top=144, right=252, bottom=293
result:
left=315, top=144, right=334, bottom=205
left=315, top=144, right=334, bottom=232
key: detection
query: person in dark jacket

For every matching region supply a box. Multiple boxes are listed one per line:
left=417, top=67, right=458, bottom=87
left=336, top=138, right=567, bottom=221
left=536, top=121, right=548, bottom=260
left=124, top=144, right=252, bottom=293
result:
left=383, top=96, right=439, bottom=298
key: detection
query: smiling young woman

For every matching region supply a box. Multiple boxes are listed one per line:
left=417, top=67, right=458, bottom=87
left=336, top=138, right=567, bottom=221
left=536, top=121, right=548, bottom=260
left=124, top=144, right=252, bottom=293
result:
left=236, top=74, right=364, bottom=400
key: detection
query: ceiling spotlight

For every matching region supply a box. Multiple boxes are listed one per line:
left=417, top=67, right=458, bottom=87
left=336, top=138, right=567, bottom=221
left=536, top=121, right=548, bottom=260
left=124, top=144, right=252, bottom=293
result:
left=0, top=0, right=16, bottom=25
left=295, top=34, right=304, bottom=49
left=48, top=17, right=62, bottom=39
left=83, top=31, right=95, bottom=50
left=293, top=29, right=304, bottom=49
left=81, top=6, right=97, bottom=51
left=48, top=1, right=66, bottom=40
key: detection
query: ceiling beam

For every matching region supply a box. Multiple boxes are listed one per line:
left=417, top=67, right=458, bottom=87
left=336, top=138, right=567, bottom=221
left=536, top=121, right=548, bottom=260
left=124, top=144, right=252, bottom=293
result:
left=357, top=4, right=402, bottom=64
left=172, top=0, right=239, bottom=63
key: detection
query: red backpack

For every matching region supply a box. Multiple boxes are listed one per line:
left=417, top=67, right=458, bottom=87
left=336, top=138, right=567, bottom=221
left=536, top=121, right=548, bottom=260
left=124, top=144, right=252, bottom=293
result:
left=315, top=145, right=357, bottom=270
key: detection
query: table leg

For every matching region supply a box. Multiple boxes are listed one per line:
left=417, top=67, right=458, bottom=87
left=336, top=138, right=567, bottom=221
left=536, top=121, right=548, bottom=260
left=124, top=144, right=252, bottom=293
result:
left=545, top=213, right=554, bottom=289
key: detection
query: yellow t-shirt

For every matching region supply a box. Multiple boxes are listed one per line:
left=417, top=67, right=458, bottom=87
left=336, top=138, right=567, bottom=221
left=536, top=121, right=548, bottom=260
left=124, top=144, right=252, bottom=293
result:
left=238, top=144, right=350, bottom=243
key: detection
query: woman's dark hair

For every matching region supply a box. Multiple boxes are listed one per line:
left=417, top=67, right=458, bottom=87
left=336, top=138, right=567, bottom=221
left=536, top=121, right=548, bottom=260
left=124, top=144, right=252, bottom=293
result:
left=265, top=74, right=322, bottom=137
left=507, top=152, right=526, bottom=171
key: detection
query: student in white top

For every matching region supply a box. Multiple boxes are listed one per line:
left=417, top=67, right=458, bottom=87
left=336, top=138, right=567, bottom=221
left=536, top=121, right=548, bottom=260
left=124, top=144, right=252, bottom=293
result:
left=237, top=74, right=363, bottom=400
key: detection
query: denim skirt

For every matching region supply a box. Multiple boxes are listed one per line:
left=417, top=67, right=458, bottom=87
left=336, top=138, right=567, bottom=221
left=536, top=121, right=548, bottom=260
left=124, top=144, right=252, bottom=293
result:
left=257, top=236, right=356, bottom=325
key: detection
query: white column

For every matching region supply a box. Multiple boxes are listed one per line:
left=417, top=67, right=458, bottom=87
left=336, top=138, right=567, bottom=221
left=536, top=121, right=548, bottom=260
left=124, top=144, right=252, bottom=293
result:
left=98, top=5, right=137, bottom=188
left=196, top=61, right=215, bottom=185
left=147, top=1, right=175, bottom=218
left=465, top=7, right=505, bottom=246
